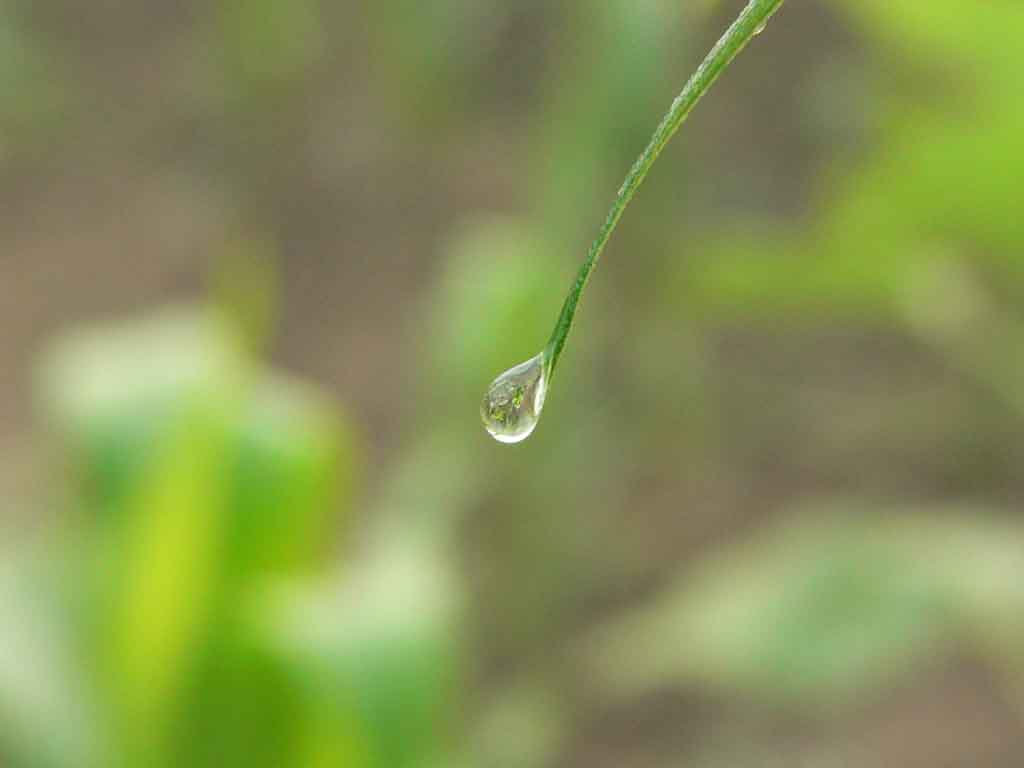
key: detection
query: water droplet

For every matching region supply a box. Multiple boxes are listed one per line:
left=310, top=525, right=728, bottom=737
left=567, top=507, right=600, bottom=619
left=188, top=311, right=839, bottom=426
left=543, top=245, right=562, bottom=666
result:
left=753, top=21, right=766, bottom=36
left=480, top=352, right=547, bottom=444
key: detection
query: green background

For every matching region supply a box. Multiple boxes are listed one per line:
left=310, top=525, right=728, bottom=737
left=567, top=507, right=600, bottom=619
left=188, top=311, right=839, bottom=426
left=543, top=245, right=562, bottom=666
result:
left=2, top=1, right=1024, bottom=766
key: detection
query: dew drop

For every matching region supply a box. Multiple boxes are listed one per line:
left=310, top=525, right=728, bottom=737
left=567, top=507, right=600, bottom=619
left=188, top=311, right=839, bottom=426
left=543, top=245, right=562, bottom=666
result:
left=480, top=352, right=547, bottom=444
left=753, top=21, right=766, bottom=36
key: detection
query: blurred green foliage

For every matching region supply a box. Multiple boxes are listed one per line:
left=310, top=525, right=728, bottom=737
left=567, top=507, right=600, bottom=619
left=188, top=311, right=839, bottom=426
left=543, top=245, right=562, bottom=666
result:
left=590, top=504, right=1024, bottom=707
left=690, top=0, right=1024, bottom=323
left=4, top=1, right=1024, bottom=766
left=5, top=303, right=459, bottom=768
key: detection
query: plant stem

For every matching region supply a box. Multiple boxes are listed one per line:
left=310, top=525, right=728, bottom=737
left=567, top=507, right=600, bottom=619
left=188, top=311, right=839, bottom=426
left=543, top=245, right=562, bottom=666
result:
left=543, top=0, right=785, bottom=379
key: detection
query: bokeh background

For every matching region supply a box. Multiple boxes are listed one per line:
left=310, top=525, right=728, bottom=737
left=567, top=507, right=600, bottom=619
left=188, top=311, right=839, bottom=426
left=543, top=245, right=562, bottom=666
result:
left=3, top=1, right=1024, bottom=766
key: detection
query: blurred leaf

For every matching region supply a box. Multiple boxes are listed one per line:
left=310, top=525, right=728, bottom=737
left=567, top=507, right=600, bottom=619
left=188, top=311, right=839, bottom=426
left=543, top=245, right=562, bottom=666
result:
left=687, top=1, right=1024, bottom=321
left=104, top=407, right=229, bottom=763
left=36, top=304, right=355, bottom=767
left=841, top=0, right=1024, bottom=66
left=172, top=370, right=357, bottom=768
left=0, top=547, right=99, bottom=768
left=36, top=306, right=247, bottom=522
left=589, top=502, right=1024, bottom=708
left=170, top=629, right=307, bottom=768
left=258, top=535, right=461, bottom=768
left=685, top=226, right=908, bottom=320
left=222, top=374, right=353, bottom=583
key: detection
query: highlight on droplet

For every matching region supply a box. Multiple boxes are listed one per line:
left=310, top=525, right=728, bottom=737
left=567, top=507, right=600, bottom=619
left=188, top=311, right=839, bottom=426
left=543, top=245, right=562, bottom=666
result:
left=480, top=352, right=547, bottom=444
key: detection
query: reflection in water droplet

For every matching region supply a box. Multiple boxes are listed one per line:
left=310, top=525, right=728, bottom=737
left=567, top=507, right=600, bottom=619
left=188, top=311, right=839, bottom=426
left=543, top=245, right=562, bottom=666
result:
left=480, top=352, right=547, bottom=444
left=753, top=21, right=766, bottom=36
